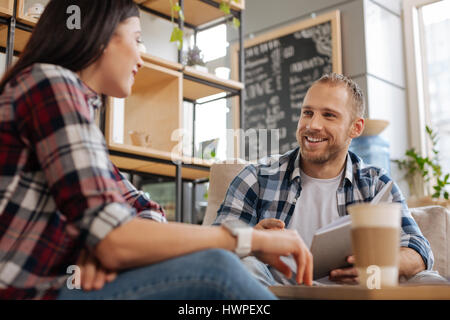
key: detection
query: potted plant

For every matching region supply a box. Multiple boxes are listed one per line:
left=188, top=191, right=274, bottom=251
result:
left=185, top=46, right=208, bottom=72
left=393, top=126, right=450, bottom=208
left=169, top=0, right=241, bottom=50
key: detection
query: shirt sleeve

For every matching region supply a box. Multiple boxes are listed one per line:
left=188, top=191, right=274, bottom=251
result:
left=15, top=64, right=135, bottom=250
left=376, top=170, right=435, bottom=270
left=213, top=165, right=260, bottom=226
left=111, top=165, right=167, bottom=223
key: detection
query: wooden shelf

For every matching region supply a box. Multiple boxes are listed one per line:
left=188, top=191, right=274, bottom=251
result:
left=183, top=65, right=244, bottom=101
left=0, top=0, right=13, bottom=17
left=135, top=0, right=245, bottom=27
left=16, top=0, right=49, bottom=27
left=140, top=53, right=244, bottom=101
left=105, top=60, right=187, bottom=179
left=0, top=24, right=30, bottom=52
left=108, top=143, right=212, bottom=180
left=106, top=61, right=183, bottom=153
left=141, top=52, right=182, bottom=71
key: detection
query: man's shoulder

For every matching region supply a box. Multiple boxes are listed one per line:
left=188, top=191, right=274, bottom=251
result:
left=348, top=151, right=391, bottom=182
left=246, top=147, right=298, bottom=177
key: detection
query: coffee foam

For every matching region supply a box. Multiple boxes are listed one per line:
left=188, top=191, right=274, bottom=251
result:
left=348, top=203, right=401, bottom=228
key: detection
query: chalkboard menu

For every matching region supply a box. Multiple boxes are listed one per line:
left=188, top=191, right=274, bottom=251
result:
left=238, top=11, right=342, bottom=157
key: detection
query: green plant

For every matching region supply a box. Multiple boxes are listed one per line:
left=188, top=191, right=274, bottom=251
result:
left=219, top=0, right=241, bottom=28
left=169, top=0, right=184, bottom=50
left=169, top=0, right=241, bottom=51
left=393, top=125, right=449, bottom=199
left=186, top=46, right=206, bottom=66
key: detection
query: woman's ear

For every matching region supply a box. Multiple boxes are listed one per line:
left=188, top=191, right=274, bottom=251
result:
left=349, top=117, right=365, bottom=138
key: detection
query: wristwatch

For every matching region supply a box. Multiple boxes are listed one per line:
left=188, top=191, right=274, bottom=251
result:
left=221, top=219, right=253, bottom=258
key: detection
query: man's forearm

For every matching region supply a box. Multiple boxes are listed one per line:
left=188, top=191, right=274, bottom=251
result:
left=399, top=247, right=426, bottom=278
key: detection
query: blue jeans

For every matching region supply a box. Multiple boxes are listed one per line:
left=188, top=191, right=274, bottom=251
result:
left=57, top=249, right=276, bottom=300
left=242, top=256, right=449, bottom=286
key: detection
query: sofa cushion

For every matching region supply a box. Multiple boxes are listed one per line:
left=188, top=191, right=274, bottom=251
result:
left=202, top=162, right=246, bottom=226
left=410, top=205, right=449, bottom=278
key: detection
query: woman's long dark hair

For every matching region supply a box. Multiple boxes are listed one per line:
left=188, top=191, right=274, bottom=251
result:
left=0, top=0, right=140, bottom=93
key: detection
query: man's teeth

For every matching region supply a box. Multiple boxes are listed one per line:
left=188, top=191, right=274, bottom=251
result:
left=306, top=137, right=325, bottom=142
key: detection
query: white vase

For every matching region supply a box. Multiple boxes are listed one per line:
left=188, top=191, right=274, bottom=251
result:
left=193, top=65, right=208, bottom=73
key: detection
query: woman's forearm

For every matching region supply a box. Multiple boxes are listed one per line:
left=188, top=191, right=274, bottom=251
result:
left=95, top=218, right=238, bottom=270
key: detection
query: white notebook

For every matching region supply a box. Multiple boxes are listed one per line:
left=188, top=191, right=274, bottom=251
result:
left=310, top=181, right=393, bottom=280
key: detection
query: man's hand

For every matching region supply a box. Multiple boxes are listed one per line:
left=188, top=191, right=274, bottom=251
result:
left=252, top=228, right=313, bottom=286
left=328, top=256, right=359, bottom=284
left=254, top=218, right=285, bottom=230
left=76, top=249, right=117, bottom=291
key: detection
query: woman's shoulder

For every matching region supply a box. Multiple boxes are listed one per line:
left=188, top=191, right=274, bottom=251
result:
left=18, top=63, right=80, bottom=87
left=5, top=63, right=97, bottom=114
left=3, top=63, right=89, bottom=102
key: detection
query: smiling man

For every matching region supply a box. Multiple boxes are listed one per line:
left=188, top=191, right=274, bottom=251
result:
left=213, top=73, right=446, bottom=286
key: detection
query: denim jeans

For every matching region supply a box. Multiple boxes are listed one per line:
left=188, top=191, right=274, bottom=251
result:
left=242, top=256, right=449, bottom=286
left=57, top=249, right=276, bottom=300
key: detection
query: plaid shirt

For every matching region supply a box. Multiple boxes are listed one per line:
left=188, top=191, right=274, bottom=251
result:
left=0, top=64, right=166, bottom=300
left=214, top=147, right=434, bottom=271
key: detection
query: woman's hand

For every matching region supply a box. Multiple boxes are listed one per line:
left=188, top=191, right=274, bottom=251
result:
left=252, top=228, right=313, bottom=286
left=76, top=249, right=118, bottom=291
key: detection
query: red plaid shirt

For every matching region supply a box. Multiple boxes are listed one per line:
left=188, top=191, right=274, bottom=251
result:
left=0, top=64, right=166, bottom=299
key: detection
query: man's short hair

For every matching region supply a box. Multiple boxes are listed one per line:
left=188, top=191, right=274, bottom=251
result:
left=311, top=73, right=365, bottom=118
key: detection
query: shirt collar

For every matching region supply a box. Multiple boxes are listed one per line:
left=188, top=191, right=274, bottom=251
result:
left=291, top=148, right=354, bottom=187
left=290, top=148, right=301, bottom=181
left=343, top=152, right=354, bottom=187
left=87, top=93, right=102, bottom=110
left=76, top=74, right=102, bottom=110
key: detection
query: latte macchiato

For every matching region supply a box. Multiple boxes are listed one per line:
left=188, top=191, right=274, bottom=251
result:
left=348, top=203, right=401, bottom=288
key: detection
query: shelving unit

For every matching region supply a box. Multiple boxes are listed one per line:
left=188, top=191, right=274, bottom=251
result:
left=183, top=65, right=243, bottom=101
left=0, top=0, right=245, bottom=223
left=0, top=0, right=33, bottom=68
left=120, top=1, right=246, bottom=222
left=0, top=24, right=29, bottom=52
left=136, top=0, right=244, bottom=28
left=0, top=0, right=13, bottom=17
left=16, top=0, right=44, bottom=27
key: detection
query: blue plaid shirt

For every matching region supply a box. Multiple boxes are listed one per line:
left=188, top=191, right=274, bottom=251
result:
left=214, top=147, right=434, bottom=270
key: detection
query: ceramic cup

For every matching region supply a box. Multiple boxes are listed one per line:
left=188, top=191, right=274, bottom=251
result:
left=129, top=131, right=151, bottom=148
left=348, top=203, right=401, bottom=289
left=27, top=3, right=45, bottom=19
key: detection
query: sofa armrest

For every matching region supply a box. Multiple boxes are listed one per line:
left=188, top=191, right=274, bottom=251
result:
left=410, top=205, right=449, bottom=278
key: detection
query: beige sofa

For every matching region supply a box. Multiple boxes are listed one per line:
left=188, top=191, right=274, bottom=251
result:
left=203, top=162, right=450, bottom=279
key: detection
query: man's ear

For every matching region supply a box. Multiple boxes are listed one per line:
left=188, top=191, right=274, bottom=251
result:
left=349, top=117, right=364, bottom=138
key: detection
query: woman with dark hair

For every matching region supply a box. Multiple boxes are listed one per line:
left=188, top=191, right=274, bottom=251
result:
left=0, top=0, right=312, bottom=300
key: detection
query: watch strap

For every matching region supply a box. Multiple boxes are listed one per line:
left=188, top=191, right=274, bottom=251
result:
left=235, top=228, right=252, bottom=258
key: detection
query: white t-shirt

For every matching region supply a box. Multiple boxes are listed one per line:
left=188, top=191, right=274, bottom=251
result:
left=270, top=168, right=344, bottom=284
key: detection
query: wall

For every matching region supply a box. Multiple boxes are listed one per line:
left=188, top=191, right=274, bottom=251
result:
left=242, top=0, right=410, bottom=194
left=140, top=9, right=179, bottom=62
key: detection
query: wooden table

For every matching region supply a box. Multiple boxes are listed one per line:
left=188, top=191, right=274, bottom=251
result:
left=269, top=284, right=450, bottom=300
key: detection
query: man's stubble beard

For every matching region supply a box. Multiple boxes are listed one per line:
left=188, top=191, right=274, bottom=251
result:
left=299, top=142, right=347, bottom=164
left=297, top=131, right=351, bottom=165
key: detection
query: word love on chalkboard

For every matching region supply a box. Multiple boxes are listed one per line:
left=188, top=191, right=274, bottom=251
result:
left=236, top=11, right=342, bottom=157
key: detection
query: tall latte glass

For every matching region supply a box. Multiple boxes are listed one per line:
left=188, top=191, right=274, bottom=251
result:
left=348, top=203, right=401, bottom=288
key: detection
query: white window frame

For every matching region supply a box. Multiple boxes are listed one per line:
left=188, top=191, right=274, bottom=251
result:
left=403, top=0, right=443, bottom=195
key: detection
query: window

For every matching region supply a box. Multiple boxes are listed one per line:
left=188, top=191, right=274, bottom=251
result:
left=195, top=24, right=229, bottom=62
left=183, top=24, right=234, bottom=161
left=420, top=0, right=450, bottom=176
left=404, top=0, right=450, bottom=194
